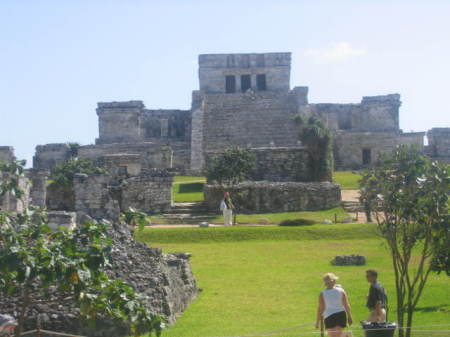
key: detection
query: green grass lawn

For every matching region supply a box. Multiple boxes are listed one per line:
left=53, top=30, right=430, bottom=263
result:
left=149, top=207, right=350, bottom=225
left=137, top=225, right=450, bottom=337
left=173, top=176, right=206, bottom=202
left=333, top=171, right=362, bottom=190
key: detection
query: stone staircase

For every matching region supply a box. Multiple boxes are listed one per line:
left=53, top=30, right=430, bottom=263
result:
left=154, top=202, right=212, bottom=224
left=341, top=200, right=365, bottom=213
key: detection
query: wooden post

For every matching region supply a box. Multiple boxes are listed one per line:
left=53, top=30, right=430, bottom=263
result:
left=334, top=213, right=337, bottom=224
left=320, top=318, right=325, bottom=337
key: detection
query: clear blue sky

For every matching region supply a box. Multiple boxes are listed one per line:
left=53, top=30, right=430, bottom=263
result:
left=1, top=0, right=449, bottom=165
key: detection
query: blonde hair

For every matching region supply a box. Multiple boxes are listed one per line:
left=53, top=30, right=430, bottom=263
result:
left=323, top=272, right=339, bottom=284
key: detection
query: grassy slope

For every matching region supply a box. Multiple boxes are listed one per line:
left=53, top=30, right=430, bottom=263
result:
left=333, top=171, right=362, bottom=190
left=137, top=225, right=450, bottom=337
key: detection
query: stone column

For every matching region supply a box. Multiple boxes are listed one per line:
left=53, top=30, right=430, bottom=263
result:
left=160, top=118, right=169, bottom=138
left=30, top=169, right=49, bottom=207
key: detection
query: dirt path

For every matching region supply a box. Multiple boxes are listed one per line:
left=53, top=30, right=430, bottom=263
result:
left=341, top=189, right=360, bottom=202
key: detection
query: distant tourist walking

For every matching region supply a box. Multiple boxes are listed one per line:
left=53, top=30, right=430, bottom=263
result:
left=316, top=273, right=353, bottom=337
left=220, top=192, right=234, bottom=226
left=365, top=269, right=387, bottom=323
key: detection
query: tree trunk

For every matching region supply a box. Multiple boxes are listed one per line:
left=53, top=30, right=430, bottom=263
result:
left=16, top=287, right=30, bottom=337
left=405, top=305, right=414, bottom=337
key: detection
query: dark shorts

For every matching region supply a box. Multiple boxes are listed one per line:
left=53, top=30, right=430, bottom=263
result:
left=324, top=311, right=347, bottom=329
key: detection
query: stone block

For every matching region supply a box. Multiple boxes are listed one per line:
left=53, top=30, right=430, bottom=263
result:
left=47, top=211, right=77, bottom=230
left=331, top=255, right=367, bottom=266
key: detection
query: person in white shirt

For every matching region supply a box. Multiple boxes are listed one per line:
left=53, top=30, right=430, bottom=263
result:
left=316, top=273, right=353, bottom=337
left=219, top=192, right=234, bottom=226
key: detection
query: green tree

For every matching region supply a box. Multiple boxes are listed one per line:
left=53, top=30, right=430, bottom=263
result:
left=50, top=158, right=106, bottom=188
left=0, top=161, right=163, bottom=337
left=0, top=160, right=27, bottom=200
left=205, top=147, right=256, bottom=185
left=121, top=207, right=150, bottom=232
left=295, top=115, right=333, bottom=181
left=359, top=146, right=450, bottom=337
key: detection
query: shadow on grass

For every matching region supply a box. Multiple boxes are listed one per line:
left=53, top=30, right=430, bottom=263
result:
left=415, top=304, right=450, bottom=313
left=177, top=182, right=204, bottom=194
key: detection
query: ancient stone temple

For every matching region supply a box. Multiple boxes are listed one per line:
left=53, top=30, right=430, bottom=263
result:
left=37, top=51, right=427, bottom=175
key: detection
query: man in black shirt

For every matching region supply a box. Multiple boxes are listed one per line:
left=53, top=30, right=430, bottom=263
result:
left=366, top=269, right=387, bottom=322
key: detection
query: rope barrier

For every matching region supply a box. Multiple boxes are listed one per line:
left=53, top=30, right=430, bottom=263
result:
left=16, top=322, right=450, bottom=337
left=206, top=322, right=450, bottom=337
left=20, top=329, right=87, bottom=337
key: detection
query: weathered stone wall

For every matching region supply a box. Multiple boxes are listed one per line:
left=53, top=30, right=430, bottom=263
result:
left=33, top=143, right=71, bottom=170
left=121, top=172, right=174, bottom=214
left=46, top=183, right=75, bottom=211
left=427, top=128, right=450, bottom=157
left=204, top=181, right=341, bottom=213
left=0, top=173, right=30, bottom=212
left=96, top=101, right=191, bottom=145
left=142, top=109, right=191, bottom=141
left=333, top=131, right=425, bottom=170
left=78, top=142, right=173, bottom=171
left=30, top=169, right=48, bottom=207
left=250, top=146, right=318, bottom=182
left=200, top=90, right=303, bottom=153
left=96, top=101, right=145, bottom=144
left=74, top=174, right=121, bottom=223
left=0, top=146, right=16, bottom=162
left=198, top=52, right=292, bottom=94
left=310, top=94, right=401, bottom=132
left=74, top=171, right=173, bottom=221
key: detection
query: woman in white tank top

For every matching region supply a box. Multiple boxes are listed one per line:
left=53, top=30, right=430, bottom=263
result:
left=315, top=273, right=353, bottom=337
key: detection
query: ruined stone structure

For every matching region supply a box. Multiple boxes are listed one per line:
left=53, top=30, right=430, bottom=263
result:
left=426, top=128, right=450, bottom=163
left=0, top=146, right=16, bottom=163
left=204, top=181, right=341, bottom=213
left=0, top=221, right=198, bottom=337
left=74, top=170, right=173, bottom=223
left=81, top=52, right=429, bottom=173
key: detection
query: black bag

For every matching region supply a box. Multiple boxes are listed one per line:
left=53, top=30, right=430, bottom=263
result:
left=362, top=322, right=396, bottom=337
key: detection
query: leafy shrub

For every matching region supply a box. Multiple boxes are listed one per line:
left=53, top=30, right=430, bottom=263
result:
left=205, top=147, right=256, bottom=185
left=50, top=158, right=106, bottom=188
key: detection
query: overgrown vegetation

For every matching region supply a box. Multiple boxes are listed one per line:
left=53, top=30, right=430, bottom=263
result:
left=359, top=146, right=450, bottom=337
left=0, top=161, right=163, bottom=337
left=295, top=115, right=333, bottom=181
left=205, top=147, right=256, bottom=185
left=50, top=158, right=106, bottom=188
left=121, top=207, right=150, bottom=231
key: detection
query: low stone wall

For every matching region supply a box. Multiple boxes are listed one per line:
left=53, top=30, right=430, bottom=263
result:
left=203, top=181, right=341, bottom=213
left=121, top=172, right=174, bottom=214
left=74, top=172, right=174, bottom=222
